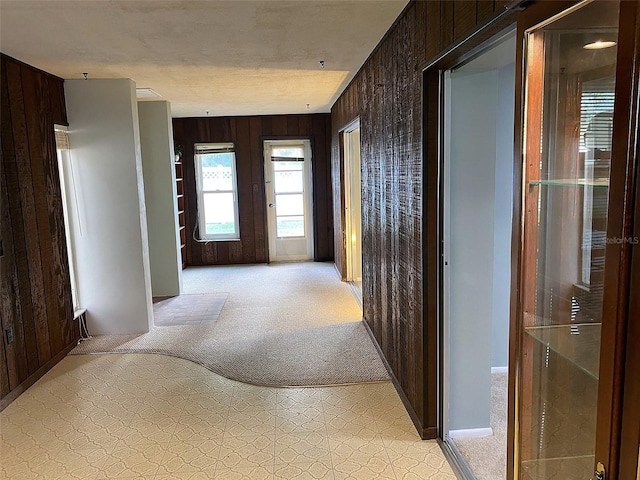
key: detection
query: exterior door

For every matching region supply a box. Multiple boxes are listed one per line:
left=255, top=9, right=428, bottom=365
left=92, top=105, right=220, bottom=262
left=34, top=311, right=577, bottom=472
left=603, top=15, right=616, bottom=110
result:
left=512, top=1, right=639, bottom=479
left=264, top=140, right=314, bottom=262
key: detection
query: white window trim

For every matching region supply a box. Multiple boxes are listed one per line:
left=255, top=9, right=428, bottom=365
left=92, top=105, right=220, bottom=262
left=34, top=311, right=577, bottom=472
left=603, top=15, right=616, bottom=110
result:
left=194, top=143, right=240, bottom=241
left=54, top=125, right=81, bottom=311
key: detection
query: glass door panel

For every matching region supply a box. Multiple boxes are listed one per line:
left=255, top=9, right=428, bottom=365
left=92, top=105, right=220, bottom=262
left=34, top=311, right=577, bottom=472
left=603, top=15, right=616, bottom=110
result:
left=273, top=161, right=305, bottom=238
left=518, top=1, right=619, bottom=478
left=272, top=153, right=305, bottom=238
left=264, top=140, right=314, bottom=261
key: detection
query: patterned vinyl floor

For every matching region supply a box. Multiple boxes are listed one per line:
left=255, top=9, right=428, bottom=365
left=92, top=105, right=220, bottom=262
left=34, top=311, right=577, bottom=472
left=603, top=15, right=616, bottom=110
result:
left=1, top=353, right=456, bottom=479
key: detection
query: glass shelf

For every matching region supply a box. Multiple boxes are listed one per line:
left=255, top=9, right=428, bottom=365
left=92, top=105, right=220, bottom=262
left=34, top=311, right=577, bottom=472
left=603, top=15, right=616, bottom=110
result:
left=525, top=323, right=601, bottom=380
left=528, top=178, right=609, bottom=188
left=521, top=455, right=594, bottom=480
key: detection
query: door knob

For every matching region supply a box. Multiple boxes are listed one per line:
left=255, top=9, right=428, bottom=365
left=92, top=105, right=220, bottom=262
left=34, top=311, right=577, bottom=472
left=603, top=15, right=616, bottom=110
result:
left=593, top=462, right=605, bottom=480
left=269, top=203, right=276, bottom=208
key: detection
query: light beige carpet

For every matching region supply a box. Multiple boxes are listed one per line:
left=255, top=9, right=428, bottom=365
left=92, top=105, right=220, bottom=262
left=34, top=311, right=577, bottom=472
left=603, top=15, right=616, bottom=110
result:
left=71, top=262, right=390, bottom=386
left=453, top=372, right=508, bottom=480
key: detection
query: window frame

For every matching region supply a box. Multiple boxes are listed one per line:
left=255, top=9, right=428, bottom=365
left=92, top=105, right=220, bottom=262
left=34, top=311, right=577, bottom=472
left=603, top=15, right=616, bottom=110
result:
left=194, top=143, right=240, bottom=241
left=54, top=125, right=80, bottom=311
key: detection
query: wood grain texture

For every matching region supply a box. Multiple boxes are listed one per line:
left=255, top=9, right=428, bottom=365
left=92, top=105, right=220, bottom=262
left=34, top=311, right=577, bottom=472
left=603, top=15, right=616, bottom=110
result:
left=518, top=30, right=544, bottom=460
left=0, top=54, right=77, bottom=405
left=507, top=12, right=528, bottom=479
left=441, top=1, right=455, bottom=51
left=453, top=1, right=478, bottom=41
left=5, top=59, right=44, bottom=375
left=20, top=65, right=54, bottom=364
left=331, top=0, right=508, bottom=437
left=477, top=0, right=497, bottom=24
left=617, top=5, right=640, bottom=477
left=172, top=114, right=333, bottom=265
left=595, top=1, right=640, bottom=477
left=425, top=1, right=442, bottom=63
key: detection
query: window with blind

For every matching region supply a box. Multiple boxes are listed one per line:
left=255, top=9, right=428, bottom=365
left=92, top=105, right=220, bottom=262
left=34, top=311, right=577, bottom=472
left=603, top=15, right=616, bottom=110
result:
left=194, top=143, right=240, bottom=241
left=54, top=126, right=80, bottom=310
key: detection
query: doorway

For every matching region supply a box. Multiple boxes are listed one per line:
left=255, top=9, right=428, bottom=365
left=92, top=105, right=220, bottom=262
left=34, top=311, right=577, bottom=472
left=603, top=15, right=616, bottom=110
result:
left=441, top=31, right=516, bottom=480
left=343, top=122, right=362, bottom=298
left=263, top=139, right=314, bottom=262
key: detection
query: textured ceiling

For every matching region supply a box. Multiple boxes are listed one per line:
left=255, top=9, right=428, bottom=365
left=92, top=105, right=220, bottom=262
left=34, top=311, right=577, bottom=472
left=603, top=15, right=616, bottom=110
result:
left=0, top=0, right=408, bottom=117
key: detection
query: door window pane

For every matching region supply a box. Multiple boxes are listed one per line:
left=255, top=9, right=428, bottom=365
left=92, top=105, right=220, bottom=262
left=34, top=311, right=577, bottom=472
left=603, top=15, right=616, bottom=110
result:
left=275, top=194, right=304, bottom=216
left=272, top=146, right=304, bottom=160
left=277, top=216, right=304, bottom=237
left=274, top=170, right=304, bottom=193
left=273, top=160, right=303, bottom=171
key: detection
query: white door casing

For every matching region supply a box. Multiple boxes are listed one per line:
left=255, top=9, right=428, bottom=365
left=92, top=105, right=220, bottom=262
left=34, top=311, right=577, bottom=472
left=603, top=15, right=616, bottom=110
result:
left=264, top=139, right=314, bottom=262
left=343, top=123, right=362, bottom=288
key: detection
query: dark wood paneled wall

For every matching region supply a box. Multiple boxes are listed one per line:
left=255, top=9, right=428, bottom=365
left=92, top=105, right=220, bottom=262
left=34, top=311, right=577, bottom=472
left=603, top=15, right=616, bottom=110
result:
left=172, top=114, right=333, bottom=265
left=331, top=0, right=514, bottom=437
left=0, top=54, right=78, bottom=409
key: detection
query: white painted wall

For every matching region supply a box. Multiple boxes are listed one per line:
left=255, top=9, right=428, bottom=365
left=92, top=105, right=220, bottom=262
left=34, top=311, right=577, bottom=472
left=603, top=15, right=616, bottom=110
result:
left=491, top=63, right=515, bottom=369
left=64, top=79, right=153, bottom=334
left=447, top=64, right=515, bottom=431
left=448, top=69, right=498, bottom=431
left=138, top=101, right=182, bottom=297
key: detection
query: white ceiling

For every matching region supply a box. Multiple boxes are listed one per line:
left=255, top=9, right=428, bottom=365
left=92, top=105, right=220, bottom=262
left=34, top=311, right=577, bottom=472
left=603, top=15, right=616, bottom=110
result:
left=0, top=0, right=408, bottom=118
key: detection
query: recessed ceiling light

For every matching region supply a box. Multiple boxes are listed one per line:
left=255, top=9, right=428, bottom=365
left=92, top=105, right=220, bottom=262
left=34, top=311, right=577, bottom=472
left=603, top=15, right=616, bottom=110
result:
left=136, top=87, right=161, bottom=99
left=583, top=40, right=616, bottom=50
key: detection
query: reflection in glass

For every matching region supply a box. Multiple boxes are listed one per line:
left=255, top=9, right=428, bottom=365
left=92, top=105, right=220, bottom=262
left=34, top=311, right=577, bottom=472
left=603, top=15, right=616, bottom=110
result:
left=519, top=2, right=619, bottom=479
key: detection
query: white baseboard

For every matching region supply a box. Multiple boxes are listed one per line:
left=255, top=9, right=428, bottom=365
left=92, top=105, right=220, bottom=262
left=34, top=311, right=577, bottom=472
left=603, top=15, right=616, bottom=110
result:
left=449, top=427, right=494, bottom=439
left=491, top=366, right=508, bottom=374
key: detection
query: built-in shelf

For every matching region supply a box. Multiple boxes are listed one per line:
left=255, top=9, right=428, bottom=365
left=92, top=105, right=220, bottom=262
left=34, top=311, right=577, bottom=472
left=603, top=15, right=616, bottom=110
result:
left=521, top=455, right=594, bottom=480
left=525, top=323, right=601, bottom=380
left=175, top=157, right=186, bottom=269
left=528, top=178, right=609, bottom=188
